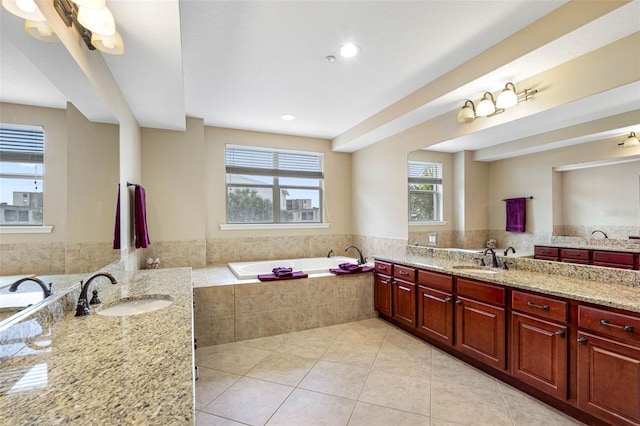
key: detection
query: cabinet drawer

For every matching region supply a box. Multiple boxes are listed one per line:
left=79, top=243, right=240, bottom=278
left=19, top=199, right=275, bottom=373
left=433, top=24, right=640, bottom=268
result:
left=417, top=270, right=453, bottom=292
left=394, top=265, right=416, bottom=282
left=535, top=246, right=559, bottom=258
left=592, top=251, right=635, bottom=266
left=561, top=248, right=590, bottom=262
left=456, top=278, right=505, bottom=306
left=578, top=305, right=640, bottom=344
left=374, top=261, right=392, bottom=275
left=592, top=261, right=635, bottom=270
left=512, top=290, right=568, bottom=323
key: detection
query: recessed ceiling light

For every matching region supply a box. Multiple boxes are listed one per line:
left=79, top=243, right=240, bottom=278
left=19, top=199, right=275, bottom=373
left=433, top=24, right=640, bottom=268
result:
left=325, top=55, right=336, bottom=62
left=340, top=43, right=359, bottom=58
left=281, top=114, right=296, bottom=121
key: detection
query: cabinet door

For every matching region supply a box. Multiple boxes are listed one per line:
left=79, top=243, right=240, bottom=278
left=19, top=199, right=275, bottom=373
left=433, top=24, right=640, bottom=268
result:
left=417, top=285, right=453, bottom=345
left=455, top=296, right=506, bottom=370
left=511, top=312, right=568, bottom=399
left=374, top=274, right=392, bottom=317
left=392, top=278, right=416, bottom=328
left=577, top=332, right=640, bottom=426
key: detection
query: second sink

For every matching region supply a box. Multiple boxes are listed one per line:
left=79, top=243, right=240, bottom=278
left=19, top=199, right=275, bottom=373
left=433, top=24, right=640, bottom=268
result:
left=98, top=295, right=174, bottom=317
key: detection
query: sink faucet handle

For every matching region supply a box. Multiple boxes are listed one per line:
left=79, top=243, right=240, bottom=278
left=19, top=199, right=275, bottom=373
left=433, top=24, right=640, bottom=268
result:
left=502, top=261, right=515, bottom=270
left=75, top=298, right=91, bottom=317
left=474, top=257, right=486, bottom=266
left=89, top=288, right=102, bottom=305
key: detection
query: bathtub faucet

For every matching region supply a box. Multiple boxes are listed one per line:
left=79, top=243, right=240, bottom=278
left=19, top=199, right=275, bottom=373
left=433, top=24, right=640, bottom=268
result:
left=344, top=245, right=366, bottom=265
left=327, top=249, right=334, bottom=258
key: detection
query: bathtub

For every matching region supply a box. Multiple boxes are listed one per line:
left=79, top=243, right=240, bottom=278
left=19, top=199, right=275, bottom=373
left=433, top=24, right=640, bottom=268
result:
left=228, top=256, right=359, bottom=280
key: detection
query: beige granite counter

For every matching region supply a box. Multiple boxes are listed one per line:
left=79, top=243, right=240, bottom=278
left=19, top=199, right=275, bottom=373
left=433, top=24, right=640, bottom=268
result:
left=0, top=267, right=194, bottom=425
left=376, top=248, right=640, bottom=314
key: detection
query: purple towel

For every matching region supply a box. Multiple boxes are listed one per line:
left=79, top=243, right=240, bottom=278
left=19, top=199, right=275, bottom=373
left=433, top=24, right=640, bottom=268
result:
left=258, top=271, right=308, bottom=281
left=330, top=266, right=374, bottom=275
left=134, top=185, right=151, bottom=249
left=113, top=184, right=120, bottom=249
left=505, top=197, right=526, bottom=233
left=272, top=267, right=293, bottom=277
left=339, top=263, right=361, bottom=272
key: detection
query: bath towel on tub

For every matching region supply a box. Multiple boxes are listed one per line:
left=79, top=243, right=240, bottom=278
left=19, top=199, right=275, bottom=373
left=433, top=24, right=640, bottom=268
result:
left=330, top=263, right=374, bottom=275
left=272, top=267, right=293, bottom=277
left=505, top=197, right=526, bottom=233
left=258, top=271, right=308, bottom=281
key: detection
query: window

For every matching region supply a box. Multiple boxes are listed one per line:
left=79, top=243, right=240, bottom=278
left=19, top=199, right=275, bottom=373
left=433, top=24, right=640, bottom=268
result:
left=0, top=124, right=44, bottom=226
left=225, top=145, right=323, bottom=224
left=408, top=160, right=442, bottom=222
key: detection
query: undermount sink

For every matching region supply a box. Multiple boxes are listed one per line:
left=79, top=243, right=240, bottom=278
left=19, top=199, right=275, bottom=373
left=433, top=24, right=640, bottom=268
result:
left=452, top=265, right=501, bottom=274
left=98, top=295, right=174, bottom=317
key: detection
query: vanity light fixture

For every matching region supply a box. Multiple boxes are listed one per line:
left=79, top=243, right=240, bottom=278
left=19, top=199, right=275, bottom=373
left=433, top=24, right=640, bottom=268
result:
left=456, top=82, right=537, bottom=124
left=2, top=0, right=124, bottom=54
left=619, top=132, right=639, bottom=148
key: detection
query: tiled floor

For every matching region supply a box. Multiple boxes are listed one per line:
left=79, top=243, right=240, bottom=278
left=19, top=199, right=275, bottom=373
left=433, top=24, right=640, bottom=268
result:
left=195, top=318, right=584, bottom=426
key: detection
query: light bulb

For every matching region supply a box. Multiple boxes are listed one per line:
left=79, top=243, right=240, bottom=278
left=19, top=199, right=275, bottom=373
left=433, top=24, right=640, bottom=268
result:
left=25, top=20, right=60, bottom=42
left=340, top=43, right=359, bottom=58
left=476, top=92, right=496, bottom=117
left=496, top=83, right=518, bottom=109
left=91, top=30, right=124, bottom=55
left=16, top=0, right=35, bottom=13
left=2, top=0, right=46, bottom=20
left=623, top=132, right=639, bottom=147
left=457, top=100, right=476, bottom=124
left=77, top=5, right=115, bottom=36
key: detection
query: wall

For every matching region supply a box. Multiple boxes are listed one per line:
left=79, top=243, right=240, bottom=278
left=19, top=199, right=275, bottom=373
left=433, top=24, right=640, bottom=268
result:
left=0, top=102, right=120, bottom=275
left=204, top=127, right=354, bottom=264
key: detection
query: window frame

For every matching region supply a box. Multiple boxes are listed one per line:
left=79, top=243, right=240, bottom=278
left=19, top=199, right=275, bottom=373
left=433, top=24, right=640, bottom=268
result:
left=224, top=145, right=325, bottom=226
left=408, top=160, right=443, bottom=223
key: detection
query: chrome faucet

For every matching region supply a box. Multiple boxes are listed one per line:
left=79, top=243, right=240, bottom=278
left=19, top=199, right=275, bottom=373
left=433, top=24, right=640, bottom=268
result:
left=327, top=249, right=334, bottom=258
left=76, top=272, right=118, bottom=316
left=9, top=277, right=52, bottom=298
left=344, top=245, right=366, bottom=265
left=483, top=248, right=499, bottom=268
left=591, top=230, right=608, bottom=238
left=503, top=246, right=516, bottom=256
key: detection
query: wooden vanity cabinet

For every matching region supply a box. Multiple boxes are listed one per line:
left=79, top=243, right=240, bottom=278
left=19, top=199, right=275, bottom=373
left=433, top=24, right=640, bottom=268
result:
left=592, top=251, right=638, bottom=270
left=576, top=305, right=640, bottom=426
left=392, top=265, right=417, bottom=328
left=374, top=261, right=392, bottom=317
left=416, top=270, right=454, bottom=345
left=561, top=248, right=590, bottom=265
left=454, top=278, right=507, bottom=370
left=510, top=290, right=569, bottom=399
left=534, top=246, right=560, bottom=261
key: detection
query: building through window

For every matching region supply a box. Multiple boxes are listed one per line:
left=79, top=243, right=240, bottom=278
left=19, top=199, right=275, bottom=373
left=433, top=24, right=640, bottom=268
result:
left=0, top=124, right=44, bottom=226
left=225, top=145, right=323, bottom=224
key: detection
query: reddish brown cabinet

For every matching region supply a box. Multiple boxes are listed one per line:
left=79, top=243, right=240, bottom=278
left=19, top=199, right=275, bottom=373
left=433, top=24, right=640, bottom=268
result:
left=374, top=262, right=392, bottom=317
left=534, top=246, right=560, bottom=261
left=416, top=270, right=454, bottom=345
left=577, top=305, right=640, bottom=425
left=592, top=250, right=638, bottom=270
left=535, top=245, right=639, bottom=270
left=392, top=265, right=417, bottom=327
left=560, top=248, right=590, bottom=265
left=511, top=290, right=569, bottom=399
left=455, top=278, right=506, bottom=370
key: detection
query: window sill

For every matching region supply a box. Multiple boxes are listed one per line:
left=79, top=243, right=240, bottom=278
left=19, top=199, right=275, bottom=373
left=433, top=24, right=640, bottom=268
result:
left=220, top=223, right=330, bottom=231
left=0, top=226, right=53, bottom=234
left=409, top=221, right=448, bottom=226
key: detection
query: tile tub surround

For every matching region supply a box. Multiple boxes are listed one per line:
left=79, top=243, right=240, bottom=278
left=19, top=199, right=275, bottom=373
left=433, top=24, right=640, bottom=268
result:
left=193, top=266, right=375, bottom=347
left=0, top=268, right=195, bottom=424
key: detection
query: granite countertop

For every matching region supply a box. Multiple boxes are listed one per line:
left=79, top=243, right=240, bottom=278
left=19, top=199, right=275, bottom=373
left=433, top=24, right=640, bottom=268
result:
left=375, top=253, right=640, bottom=314
left=0, top=267, right=195, bottom=425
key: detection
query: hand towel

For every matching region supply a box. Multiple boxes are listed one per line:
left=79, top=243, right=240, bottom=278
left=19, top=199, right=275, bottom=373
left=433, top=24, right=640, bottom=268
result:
left=330, top=266, right=374, bottom=275
left=112, top=184, right=120, bottom=249
left=272, top=267, right=293, bottom=277
left=258, top=271, right=308, bottom=281
left=338, top=263, right=362, bottom=272
left=505, top=197, right=526, bottom=233
left=134, top=185, right=151, bottom=248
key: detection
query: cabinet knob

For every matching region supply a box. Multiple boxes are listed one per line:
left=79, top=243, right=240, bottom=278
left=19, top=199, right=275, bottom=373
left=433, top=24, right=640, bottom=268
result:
left=526, top=301, right=550, bottom=311
left=444, top=297, right=452, bottom=303
left=577, top=337, right=588, bottom=345
left=600, top=319, right=633, bottom=332
left=455, top=300, right=462, bottom=305
left=555, top=330, right=566, bottom=338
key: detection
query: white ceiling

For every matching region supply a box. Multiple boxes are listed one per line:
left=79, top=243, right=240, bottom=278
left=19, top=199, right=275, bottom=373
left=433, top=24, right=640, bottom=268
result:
left=0, top=0, right=639, bottom=158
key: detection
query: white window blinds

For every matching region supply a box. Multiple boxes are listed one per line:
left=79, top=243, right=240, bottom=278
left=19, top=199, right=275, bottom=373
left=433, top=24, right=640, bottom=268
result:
left=225, top=145, right=323, bottom=178
left=408, top=161, right=442, bottom=185
left=0, top=125, right=44, bottom=164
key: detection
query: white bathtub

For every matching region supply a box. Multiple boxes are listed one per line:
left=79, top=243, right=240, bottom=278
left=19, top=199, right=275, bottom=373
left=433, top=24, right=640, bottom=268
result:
left=228, top=256, right=359, bottom=280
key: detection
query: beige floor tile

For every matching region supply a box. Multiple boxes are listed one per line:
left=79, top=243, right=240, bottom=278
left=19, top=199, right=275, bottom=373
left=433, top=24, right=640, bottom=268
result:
left=430, top=418, right=468, bottom=426
left=203, top=376, right=293, bottom=425
left=196, top=344, right=271, bottom=375
left=430, top=380, right=512, bottom=426
left=266, top=388, right=356, bottom=426
left=372, top=342, right=431, bottom=379
left=359, top=370, right=431, bottom=416
left=348, top=402, right=430, bottom=426
left=499, top=382, right=585, bottom=425
left=431, top=349, right=500, bottom=390
left=321, top=340, right=381, bottom=368
left=195, top=411, right=245, bottom=425
left=246, top=352, right=316, bottom=386
left=298, top=360, right=369, bottom=400
left=195, top=367, right=241, bottom=409
left=272, top=334, right=335, bottom=359
left=335, top=326, right=388, bottom=346
left=382, top=327, right=428, bottom=349
left=289, top=323, right=346, bottom=340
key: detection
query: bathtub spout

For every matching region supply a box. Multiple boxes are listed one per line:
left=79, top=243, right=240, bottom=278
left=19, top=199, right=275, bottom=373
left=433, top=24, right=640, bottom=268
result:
left=344, top=245, right=366, bottom=265
left=327, top=249, right=334, bottom=258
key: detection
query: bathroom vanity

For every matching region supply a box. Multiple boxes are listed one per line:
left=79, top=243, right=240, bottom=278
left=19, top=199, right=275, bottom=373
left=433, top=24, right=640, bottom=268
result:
left=0, top=268, right=195, bottom=424
left=374, top=249, right=640, bottom=426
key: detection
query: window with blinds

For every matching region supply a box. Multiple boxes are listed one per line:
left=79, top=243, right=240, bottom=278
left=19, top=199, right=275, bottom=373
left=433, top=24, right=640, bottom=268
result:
left=225, top=145, right=324, bottom=224
left=408, top=160, right=442, bottom=222
left=0, top=124, right=44, bottom=226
